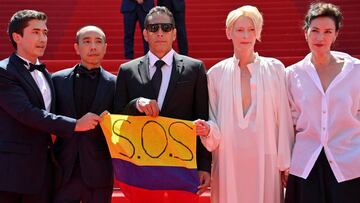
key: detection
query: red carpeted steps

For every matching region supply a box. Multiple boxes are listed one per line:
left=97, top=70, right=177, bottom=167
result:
left=111, top=187, right=211, bottom=203
left=1, top=0, right=360, bottom=71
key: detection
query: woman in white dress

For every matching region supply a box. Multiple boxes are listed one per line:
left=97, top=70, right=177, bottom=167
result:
left=194, top=5, right=294, bottom=203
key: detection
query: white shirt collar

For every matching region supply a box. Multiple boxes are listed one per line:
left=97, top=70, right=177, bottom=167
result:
left=232, top=52, right=260, bottom=75
left=304, top=51, right=360, bottom=68
left=148, top=49, right=175, bottom=68
left=16, top=54, right=40, bottom=69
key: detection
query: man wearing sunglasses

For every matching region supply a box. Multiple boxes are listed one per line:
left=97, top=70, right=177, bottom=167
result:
left=114, top=6, right=211, bottom=203
left=157, top=0, right=188, bottom=56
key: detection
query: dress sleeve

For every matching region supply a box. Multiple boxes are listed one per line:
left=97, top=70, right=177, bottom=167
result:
left=200, top=68, right=222, bottom=152
left=276, top=63, right=295, bottom=171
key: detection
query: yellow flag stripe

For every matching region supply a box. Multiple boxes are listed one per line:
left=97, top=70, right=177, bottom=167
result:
left=100, top=114, right=197, bottom=169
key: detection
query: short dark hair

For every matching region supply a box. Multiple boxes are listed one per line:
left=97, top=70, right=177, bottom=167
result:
left=7, top=10, right=47, bottom=49
left=303, top=2, right=342, bottom=31
left=144, top=6, right=175, bottom=28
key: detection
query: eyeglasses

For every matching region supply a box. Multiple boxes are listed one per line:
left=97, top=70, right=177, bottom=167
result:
left=146, top=23, right=174, bottom=33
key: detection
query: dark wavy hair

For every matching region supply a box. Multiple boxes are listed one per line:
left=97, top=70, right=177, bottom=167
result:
left=7, top=10, right=47, bottom=49
left=303, top=2, right=342, bottom=31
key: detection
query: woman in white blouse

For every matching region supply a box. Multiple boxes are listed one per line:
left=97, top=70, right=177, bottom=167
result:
left=285, top=2, right=360, bottom=203
left=194, top=5, right=294, bottom=203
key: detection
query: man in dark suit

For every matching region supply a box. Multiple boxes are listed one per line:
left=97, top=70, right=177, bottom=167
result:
left=0, top=10, right=101, bottom=203
left=121, top=0, right=154, bottom=59
left=52, top=25, right=116, bottom=203
left=157, top=0, right=188, bottom=55
left=114, top=6, right=211, bottom=202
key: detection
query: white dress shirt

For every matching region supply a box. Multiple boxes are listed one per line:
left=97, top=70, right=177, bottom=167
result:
left=147, top=49, right=174, bottom=110
left=286, top=51, right=360, bottom=182
left=17, top=54, right=51, bottom=112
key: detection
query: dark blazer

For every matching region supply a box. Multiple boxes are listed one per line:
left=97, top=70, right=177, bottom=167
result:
left=157, top=0, right=185, bottom=12
left=0, top=53, right=76, bottom=194
left=121, top=0, right=153, bottom=13
left=52, top=65, right=116, bottom=188
left=114, top=52, right=211, bottom=172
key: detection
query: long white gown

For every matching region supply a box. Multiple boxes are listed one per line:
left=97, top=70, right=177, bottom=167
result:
left=200, top=54, right=294, bottom=203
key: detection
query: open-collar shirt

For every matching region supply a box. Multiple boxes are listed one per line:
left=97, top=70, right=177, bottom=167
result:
left=286, top=51, right=360, bottom=182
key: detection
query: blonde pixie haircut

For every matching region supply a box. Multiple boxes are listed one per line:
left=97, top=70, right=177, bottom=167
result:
left=226, top=5, right=263, bottom=41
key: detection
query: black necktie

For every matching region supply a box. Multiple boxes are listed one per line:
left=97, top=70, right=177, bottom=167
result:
left=28, top=63, right=46, bottom=73
left=152, top=60, right=165, bottom=99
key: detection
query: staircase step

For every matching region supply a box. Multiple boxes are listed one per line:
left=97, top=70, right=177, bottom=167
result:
left=1, top=0, right=359, bottom=63
left=111, top=189, right=210, bottom=203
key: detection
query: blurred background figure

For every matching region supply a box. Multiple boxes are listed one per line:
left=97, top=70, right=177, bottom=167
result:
left=121, top=0, right=154, bottom=59
left=157, top=0, right=188, bottom=55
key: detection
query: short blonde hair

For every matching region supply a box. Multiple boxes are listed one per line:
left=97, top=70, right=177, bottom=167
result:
left=226, top=5, right=263, bottom=41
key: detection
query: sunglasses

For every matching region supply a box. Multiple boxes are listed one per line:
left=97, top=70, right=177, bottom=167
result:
left=146, top=23, right=174, bottom=33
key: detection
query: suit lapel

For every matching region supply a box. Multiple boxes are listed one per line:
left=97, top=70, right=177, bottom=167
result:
left=43, top=69, right=57, bottom=155
left=42, top=68, right=56, bottom=112
left=64, top=67, right=77, bottom=116
left=137, top=55, right=158, bottom=99
left=137, top=55, right=150, bottom=84
left=162, top=53, right=184, bottom=111
left=11, top=54, right=45, bottom=109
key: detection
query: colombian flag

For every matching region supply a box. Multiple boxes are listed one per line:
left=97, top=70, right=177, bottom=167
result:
left=100, top=114, right=199, bottom=203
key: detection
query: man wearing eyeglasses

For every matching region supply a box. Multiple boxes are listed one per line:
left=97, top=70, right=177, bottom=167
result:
left=114, top=6, right=211, bottom=203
